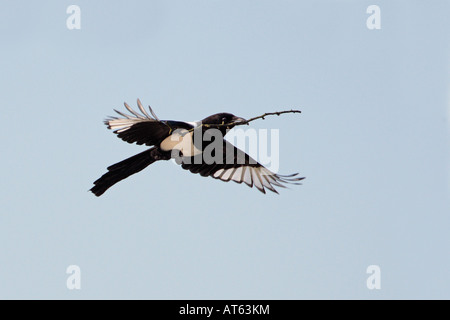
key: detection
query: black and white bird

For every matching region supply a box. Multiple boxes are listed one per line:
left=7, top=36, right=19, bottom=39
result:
left=90, top=100, right=304, bottom=196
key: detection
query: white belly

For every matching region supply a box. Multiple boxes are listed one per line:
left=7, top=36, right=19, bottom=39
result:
left=160, top=130, right=203, bottom=157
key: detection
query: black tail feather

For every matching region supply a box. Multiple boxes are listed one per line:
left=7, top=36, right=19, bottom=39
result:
left=90, top=147, right=159, bottom=196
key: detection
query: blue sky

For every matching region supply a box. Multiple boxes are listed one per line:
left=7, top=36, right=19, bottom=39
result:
left=0, top=0, right=449, bottom=299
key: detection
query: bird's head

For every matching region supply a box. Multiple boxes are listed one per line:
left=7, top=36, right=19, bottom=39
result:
left=201, top=113, right=246, bottom=133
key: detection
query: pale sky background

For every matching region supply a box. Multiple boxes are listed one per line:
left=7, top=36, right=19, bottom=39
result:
left=0, top=0, right=449, bottom=299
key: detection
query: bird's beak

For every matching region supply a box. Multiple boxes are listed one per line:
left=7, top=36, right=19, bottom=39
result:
left=232, top=116, right=247, bottom=124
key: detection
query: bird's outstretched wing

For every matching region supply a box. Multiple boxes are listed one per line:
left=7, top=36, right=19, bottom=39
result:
left=105, top=99, right=193, bottom=146
left=179, top=140, right=304, bottom=194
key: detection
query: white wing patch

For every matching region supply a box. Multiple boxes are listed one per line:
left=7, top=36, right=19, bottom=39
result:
left=108, top=118, right=145, bottom=133
left=230, top=167, right=243, bottom=183
left=241, top=167, right=253, bottom=187
left=221, top=168, right=235, bottom=181
left=211, top=165, right=304, bottom=194
left=106, top=99, right=160, bottom=133
left=160, top=130, right=203, bottom=156
left=106, top=99, right=202, bottom=155
left=213, top=169, right=224, bottom=178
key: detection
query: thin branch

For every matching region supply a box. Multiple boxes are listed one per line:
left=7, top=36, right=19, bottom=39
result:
left=238, top=109, right=302, bottom=126
left=203, top=109, right=302, bottom=128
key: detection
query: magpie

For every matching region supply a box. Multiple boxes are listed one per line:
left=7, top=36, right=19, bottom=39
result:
left=90, top=100, right=304, bottom=196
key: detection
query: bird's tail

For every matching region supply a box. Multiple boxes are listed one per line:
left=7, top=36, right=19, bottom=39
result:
left=90, top=147, right=161, bottom=196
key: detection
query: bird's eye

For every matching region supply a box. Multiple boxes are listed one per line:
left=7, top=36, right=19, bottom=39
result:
left=221, top=117, right=227, bottom=124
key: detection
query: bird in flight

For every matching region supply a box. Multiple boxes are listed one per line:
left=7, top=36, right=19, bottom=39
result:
left=90, top=100, right=304, bottom=196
